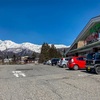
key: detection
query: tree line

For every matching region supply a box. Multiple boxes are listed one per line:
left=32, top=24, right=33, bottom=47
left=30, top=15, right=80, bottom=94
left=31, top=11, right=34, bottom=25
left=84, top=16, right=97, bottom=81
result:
left=39, top=43, right=62, bottom=63
left=0, top=43, right=63, bottom=64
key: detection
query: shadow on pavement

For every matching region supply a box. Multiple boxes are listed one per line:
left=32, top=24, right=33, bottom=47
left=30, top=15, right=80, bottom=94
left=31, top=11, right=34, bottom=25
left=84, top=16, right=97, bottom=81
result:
left=65, top=68, right=86, bottom=71
left=65, top=68, right=97, bottom=75
left=80, top=70, right=96, bottom=75
left=65, top=68, right=76, bottom=71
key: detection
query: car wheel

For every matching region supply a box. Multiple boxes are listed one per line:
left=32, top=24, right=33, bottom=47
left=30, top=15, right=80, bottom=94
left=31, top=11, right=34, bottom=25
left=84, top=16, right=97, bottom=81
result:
left=73, top=65, right=79, bottom=70
left=63, top=64, right=66, bottom=68
left=95, top=67, right=100, bottom=74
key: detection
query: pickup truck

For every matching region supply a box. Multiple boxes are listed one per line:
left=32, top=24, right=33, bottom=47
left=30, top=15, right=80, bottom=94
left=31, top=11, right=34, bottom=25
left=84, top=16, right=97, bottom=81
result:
left=86, top=52, right=100, bottom=74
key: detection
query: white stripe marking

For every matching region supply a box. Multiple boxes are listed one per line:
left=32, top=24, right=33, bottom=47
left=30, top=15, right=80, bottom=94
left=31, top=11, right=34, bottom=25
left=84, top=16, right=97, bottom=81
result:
left=14, top=73, right=19, bottom=77
left=12, top=71, right=26, bottom=78
left=19, top=73, right=26, bottom=77
left=78, top=74, right=88, bottom=77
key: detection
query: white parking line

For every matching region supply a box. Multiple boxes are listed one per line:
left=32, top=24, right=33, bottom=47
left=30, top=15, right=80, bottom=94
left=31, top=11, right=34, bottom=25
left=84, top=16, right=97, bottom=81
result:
left=78, top=74, right=88, bottom=77
left=12, top=71, right=26, bottom=78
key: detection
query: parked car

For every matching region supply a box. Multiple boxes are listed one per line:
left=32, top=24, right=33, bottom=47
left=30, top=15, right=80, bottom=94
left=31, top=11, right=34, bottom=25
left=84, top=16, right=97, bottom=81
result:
left=58, top=58, right=69, bottom=68
left=43, top=60, right=51, bottom=65
left=43, top=61, right=47, bottom=65
left=67, top=56, right=86, bottom=70
left=46, top=60, right=51, bottom=65
left=57, top=59, right=61, bottom=66
left=51, top=58, right=60, bottom=66
left=86, top=52, right=100, bottom=74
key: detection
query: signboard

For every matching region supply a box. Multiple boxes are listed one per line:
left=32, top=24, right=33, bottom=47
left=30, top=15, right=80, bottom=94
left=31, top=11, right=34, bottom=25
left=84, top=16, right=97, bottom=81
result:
left=86, top=33, right=99, bottom=44
left=85, top=23, right=100, bottom=45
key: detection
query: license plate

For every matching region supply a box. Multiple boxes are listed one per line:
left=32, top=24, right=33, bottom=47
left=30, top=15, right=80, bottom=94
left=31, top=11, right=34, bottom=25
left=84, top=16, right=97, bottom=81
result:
left=88, top=67, right=90, bottom=70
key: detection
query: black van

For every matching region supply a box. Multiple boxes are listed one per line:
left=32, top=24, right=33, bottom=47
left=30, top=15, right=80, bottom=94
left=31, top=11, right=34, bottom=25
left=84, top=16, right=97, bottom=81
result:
left=51, top=58, right=59, bottom=66
left=86, top=52, right=100, bottom=74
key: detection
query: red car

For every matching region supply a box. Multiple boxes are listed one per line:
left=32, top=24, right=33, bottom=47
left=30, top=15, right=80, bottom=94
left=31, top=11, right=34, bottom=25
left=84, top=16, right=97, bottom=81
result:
left=67, top=56, right=86, bottom=70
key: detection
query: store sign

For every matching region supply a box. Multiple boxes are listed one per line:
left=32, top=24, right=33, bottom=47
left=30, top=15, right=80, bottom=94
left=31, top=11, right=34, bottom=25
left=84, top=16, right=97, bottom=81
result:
left=85, top=33, right=99, bottom=44
left=85, top=23, right=100, bottom=45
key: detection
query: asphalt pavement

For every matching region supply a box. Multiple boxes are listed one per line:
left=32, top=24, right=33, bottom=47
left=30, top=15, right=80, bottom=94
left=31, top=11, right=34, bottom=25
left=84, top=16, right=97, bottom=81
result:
left=0, top=64, right=100, bottom=100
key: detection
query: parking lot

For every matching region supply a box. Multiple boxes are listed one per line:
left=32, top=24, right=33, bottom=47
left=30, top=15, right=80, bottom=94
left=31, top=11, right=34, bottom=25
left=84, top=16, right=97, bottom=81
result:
left=0, top=64, right=100, bottom=100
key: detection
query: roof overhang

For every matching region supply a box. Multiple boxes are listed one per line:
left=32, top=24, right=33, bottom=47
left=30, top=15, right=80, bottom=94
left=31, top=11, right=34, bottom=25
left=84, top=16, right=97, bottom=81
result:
left=65, top=15, right=100, bottom=55
left=68, top=41, right=100, bottom=54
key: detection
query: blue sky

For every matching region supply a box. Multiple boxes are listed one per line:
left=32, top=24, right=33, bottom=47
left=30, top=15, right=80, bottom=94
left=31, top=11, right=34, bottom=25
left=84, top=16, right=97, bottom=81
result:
left=0, top=0, right=100, bottom=46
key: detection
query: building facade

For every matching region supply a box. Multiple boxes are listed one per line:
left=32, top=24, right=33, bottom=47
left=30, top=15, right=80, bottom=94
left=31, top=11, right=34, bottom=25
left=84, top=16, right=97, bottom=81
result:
left=66, top=15, right=100, bottom=57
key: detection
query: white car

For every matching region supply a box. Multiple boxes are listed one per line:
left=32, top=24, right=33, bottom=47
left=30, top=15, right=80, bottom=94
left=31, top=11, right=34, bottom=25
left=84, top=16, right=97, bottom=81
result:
left=46, top=60, right=51, bottom=65
left=59, top=58, right=69, bottom=68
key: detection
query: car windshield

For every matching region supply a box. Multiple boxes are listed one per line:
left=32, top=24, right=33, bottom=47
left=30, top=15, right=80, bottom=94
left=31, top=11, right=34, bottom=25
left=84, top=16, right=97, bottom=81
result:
left=86, top=53, right=94, bottom=60
left=51, top=58, right=59, bottom=61
left=95, top=53, right=100, bottom=60
left=77, top=57, right=85, bottom=60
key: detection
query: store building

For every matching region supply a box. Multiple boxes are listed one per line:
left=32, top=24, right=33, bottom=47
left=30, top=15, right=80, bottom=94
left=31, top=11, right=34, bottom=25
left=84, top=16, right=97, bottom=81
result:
left=65, top=15, right=100, bottom=57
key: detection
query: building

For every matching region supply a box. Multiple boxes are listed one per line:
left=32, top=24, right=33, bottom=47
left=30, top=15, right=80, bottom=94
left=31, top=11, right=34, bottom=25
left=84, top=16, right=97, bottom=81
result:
left=65, top=15, right=100, bottom=56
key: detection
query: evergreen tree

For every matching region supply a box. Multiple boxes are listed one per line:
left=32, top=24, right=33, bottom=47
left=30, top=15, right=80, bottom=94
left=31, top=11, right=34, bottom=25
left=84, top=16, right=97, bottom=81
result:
left=39, top=43, right=50, bottom=63
left=39, top=43, right=62, bottom=63
left=56, top=50, right=62, bottom=58
left=49, top=44, right=56, bottom=58
left=12, top=54, right=16, bottom=64
left=32, top=52, right=36, bottom=60
left=49, top=44, right=62, bottom=58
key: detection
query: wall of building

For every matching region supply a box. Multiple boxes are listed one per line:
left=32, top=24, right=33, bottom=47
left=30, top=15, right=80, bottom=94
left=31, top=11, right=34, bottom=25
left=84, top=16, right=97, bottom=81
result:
left=77, top=41, right=85, bottom=48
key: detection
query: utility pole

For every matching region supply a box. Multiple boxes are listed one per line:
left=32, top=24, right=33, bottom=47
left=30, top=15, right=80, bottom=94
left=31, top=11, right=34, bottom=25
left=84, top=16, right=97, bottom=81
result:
left=4, top=41, right=9, bottom=64
left=63, top=48, right=66, bottom=57
left=4, top=41, right=8, bottom=59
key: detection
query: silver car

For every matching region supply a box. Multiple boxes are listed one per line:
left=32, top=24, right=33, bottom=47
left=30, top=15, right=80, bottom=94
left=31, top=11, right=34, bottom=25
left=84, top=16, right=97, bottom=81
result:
left=59, top=58, right=69, bottom=68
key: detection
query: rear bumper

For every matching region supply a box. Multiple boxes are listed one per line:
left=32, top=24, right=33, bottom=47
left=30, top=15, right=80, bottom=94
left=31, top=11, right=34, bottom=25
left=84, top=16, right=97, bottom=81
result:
left=86, top=65, right=95, bottom=72
left=86, top=65, right=94, bottom=68
left=67, top=63, right=74, bottom=68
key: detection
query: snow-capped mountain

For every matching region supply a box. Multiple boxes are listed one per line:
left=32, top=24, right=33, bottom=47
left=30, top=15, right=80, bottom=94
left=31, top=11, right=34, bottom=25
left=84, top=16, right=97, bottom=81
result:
left=21, top=42, right=41, bottom=53
left=0, top=40, right=69, bottom=53
left=0, top=40, right=20, bottom=51
left=0, top=40, right=70, bottom=58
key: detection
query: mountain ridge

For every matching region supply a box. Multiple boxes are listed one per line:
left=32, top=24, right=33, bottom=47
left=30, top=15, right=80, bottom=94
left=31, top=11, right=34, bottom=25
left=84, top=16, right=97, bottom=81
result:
left=0, top=40, right=70, bottom=53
